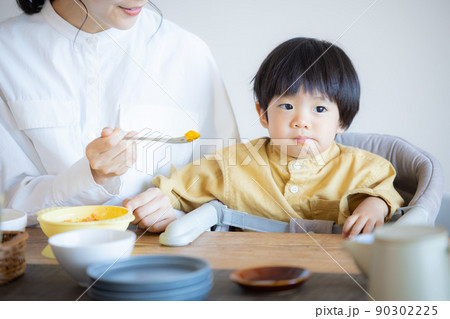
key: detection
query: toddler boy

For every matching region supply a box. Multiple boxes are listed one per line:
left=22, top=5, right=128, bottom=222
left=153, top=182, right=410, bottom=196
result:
left=125, top=37, right=404, bottom=238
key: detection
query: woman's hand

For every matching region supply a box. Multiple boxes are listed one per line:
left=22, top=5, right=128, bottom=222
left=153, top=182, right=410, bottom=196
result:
left=123, top=187, right=176, bottom=232
left=86, top=127, right=135, bottom=186
left=342, top=196, right=389, bottom=238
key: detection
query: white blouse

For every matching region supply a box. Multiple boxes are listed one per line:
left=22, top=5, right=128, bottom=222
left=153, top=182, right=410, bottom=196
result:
left=0, top=2, right=239, bottom=224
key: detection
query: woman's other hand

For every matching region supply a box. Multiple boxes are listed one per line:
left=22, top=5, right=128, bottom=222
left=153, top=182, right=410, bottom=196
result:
left=123, top=187, right=176, bottom=232
left=86, top=127, right=136, bottom=186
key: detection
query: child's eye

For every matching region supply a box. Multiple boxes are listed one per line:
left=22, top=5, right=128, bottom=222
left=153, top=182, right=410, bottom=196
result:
left=280, top=104, right=294, bottom=110
left=314, top=106, right=327, bottom=113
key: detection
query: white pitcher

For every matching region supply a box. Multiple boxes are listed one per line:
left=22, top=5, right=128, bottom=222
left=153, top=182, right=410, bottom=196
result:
left=345, top=225, right=449, bottom=301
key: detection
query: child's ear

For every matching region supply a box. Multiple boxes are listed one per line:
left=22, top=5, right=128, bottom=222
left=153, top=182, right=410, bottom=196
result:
left=256, top=102, right=268, bottom=128
left=337, top=124, right=346, bottom=134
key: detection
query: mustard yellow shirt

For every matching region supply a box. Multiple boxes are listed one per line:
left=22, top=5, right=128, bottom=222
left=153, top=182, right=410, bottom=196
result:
left=153, top=138, right=404, bottom=226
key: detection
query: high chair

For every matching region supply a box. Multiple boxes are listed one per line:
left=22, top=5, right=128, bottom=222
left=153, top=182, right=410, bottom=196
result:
left=159, top=133, right=445, bottom=246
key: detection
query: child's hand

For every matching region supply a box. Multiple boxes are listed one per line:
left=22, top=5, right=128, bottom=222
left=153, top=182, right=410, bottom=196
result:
left=342, top=196, right=389, bottom=238
left=123, top=187, right=176, bottom=232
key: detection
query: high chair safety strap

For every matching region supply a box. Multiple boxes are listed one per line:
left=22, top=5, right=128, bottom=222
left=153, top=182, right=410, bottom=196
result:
left=211, top=200, right=342, bottom=234
left=212, top=201, right=290, bottom=233
left=159, top=201, right=342, bottom=246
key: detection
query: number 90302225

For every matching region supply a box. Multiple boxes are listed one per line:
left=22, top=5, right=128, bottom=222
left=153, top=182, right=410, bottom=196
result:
left=375, top=306, right=438, bottom=316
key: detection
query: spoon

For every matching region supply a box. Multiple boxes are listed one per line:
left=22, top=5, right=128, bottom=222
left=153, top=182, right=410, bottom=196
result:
left=124, top=130, right=200, bottom=144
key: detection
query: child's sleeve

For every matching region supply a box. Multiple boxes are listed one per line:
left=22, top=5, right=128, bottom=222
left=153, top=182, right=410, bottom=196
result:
left=152, top=155, right=226, bottom=212
left=337, top=159, right=405, bottom=226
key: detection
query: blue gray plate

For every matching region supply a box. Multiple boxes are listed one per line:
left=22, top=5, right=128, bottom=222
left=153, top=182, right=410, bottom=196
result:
left=86, top=255, right=212, bottom=293
left=87, top=276, right=213, bottom=301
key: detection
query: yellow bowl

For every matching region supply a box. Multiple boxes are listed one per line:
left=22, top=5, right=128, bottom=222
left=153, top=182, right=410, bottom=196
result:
left=37, top=206, right=135, bottom=258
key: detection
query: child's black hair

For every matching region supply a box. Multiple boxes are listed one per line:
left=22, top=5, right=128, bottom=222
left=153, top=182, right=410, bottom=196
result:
left=253, top=37, right=360, bottom=129
left=16, top=0, right=46, bottom=14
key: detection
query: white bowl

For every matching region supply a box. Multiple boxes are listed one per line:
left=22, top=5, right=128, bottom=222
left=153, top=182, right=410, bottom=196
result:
left=48, top=229, right=136, bottom=287
left=0, top=208, right=27, bottom=231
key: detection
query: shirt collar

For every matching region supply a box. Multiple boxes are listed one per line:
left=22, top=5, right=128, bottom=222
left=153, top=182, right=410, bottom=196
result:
left=41, top=0, right=131, bottom=44
left=268, top=140, right=341, bottom=168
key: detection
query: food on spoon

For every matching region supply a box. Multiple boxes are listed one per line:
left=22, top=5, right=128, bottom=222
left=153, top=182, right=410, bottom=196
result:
left=184, top=130, right=200, bottom=142
left=63, top=213, right=99, bottom=223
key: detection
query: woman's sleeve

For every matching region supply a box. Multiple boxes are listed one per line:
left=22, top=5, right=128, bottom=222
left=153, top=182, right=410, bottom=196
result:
left=0, top=98, right=120, bottom=225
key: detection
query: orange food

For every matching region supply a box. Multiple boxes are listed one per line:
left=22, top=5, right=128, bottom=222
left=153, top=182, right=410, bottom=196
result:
left=184, top=130, right=200, bottom=142
left=63, top=213, right=100, bottom=223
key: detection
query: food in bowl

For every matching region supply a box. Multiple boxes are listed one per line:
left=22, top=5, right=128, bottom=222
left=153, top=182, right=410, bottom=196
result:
left=37, top=205, right=135, bottom=238
left=63, top=213, right=100, bottom=223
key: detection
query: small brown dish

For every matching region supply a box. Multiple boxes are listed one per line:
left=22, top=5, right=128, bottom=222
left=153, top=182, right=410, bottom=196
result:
left=230, top=266, right=311, bottom=292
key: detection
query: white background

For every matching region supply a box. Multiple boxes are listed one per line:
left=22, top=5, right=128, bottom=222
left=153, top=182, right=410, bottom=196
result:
left=1, top=0, right=449, bottom=191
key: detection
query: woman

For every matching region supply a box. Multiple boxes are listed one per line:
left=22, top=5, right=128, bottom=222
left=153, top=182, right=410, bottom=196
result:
left=0, top=0, right=239, bottom=227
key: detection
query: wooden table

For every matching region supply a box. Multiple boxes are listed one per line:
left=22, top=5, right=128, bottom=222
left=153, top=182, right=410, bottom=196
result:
left=1, top=228, right=368, bottom=301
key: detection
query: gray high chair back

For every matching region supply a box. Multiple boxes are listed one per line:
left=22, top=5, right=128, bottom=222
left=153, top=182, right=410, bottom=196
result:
left=159, top=133, right=445, bottom=246
left=336, top=133, right=444, bottom=225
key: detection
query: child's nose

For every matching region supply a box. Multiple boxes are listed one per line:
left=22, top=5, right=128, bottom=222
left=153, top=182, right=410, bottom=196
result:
left=291, top=111, right=311, bottom=129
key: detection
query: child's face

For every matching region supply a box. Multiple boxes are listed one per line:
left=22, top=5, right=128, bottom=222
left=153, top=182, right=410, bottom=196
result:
left=256, top=87, right=345, bottom=159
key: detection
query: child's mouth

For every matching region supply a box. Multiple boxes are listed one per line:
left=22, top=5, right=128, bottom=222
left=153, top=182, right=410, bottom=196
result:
left=294, top=137, right=312, bottom=145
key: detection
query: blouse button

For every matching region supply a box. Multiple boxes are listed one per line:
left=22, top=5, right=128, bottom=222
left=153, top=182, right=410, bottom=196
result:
left=87, top=37, right=98, bottom=45
left=88, top=132, right=97, bottom=141
left=88, top=76, right=98, bottom=85
left=290, top=185, right=299, bottom=194
left=293, top=162, right=302, bottom=170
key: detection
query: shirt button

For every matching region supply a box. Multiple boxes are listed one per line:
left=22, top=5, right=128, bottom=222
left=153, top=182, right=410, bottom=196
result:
left=293, top=162, right=302, bottom=170
left=88, top=76, right=98, bottom=85
left=290, top=185, right=299, bottom=194
left=88, top=132, right=97, bottom=141
left=87, top=37, right=98, bottom=45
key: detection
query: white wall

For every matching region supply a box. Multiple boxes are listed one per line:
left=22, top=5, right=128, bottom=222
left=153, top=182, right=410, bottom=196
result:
left=0, top=0, right=21, bottom=21
left=1, top=0, right=450, bottom=191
